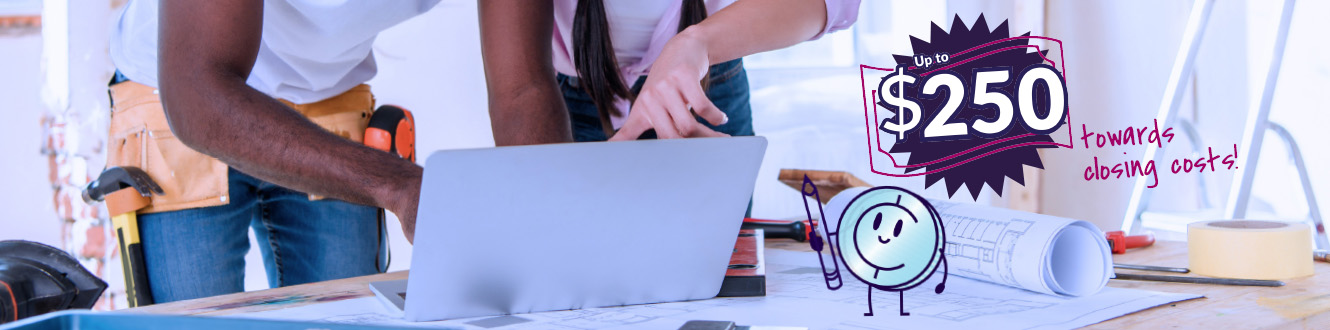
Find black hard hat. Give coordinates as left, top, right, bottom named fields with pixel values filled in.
left=0, top=240, right=107, bottom=324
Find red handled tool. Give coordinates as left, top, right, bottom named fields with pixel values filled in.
left=741, top=218, right=812, bottom=242
left=1106, top=230, right=1155, bottom=254
left=365, top=105, right=415, bottom=162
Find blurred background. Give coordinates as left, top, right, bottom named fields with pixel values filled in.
left=1, top=0, right=1325, bottom=309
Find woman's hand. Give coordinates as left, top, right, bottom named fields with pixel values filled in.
left=610, top=29, right=729, bottom=141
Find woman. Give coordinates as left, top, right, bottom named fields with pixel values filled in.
left=480, top=0, right=860, bottom=144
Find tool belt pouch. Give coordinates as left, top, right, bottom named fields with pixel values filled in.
left=278, top=85, right=375, bottom=201
left=108, top=82, right=374, bottom=213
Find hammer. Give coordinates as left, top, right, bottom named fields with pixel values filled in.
left=83, top=166, right=162, bottom=307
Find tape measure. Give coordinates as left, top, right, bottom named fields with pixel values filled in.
left=365, top=105, right=415, bottom=162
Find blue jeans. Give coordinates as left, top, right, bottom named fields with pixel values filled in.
left=558, top=58, right=754, bottom=141
left=138, top=168, right=385, bottom=303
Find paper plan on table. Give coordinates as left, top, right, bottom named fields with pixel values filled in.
left=926, top=198, right=1114, bottom=297
left=232, top=248, right=1199, bottom=330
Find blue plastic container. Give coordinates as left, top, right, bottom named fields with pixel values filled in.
left=0, top=311, right=420, bottom=330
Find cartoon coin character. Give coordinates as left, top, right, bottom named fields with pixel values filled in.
left=801, top=176, right=948, bottom=316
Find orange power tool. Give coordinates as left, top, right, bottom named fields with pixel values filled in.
left=365, top=105, right=416, bottom=162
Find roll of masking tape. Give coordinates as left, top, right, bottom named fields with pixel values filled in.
left=1188, top=220, right=1313, bottom=280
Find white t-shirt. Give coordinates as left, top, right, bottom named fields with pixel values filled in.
left=110, top=0, right=440, bottom=104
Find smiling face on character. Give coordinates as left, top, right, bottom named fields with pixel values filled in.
left=837, top=188, right=943, bottom=291
left=855, top=203, right=915, bottom=272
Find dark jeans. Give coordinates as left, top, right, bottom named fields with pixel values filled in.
left=557, top=58, right=754, bottom=141
left=138, top=168, right=386, bottom=303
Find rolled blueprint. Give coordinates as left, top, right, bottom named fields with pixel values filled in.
left=826, top=187, right=1112, bottom=297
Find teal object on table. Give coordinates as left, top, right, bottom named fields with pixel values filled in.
left=0, top=311, right=420, bottom=330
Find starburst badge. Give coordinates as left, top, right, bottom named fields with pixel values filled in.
left=859, top=14, right=1075, bottom=200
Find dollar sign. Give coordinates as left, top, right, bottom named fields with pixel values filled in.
left=877, top=65, right=921, bottom=141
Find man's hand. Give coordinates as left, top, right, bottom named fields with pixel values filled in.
left=386, top=170, right=422, bottom=244
left=158, top=0, right=423, bottom=243
left=609, top=30, right=729, bottom=141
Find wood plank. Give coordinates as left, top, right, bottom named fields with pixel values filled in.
left=1091, top=241, right=1330, bottom=329
left=126, top=271, right=405, bottom=316
left=1003, top=153, right=1043, bottom=213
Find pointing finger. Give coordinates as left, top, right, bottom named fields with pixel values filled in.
left=639, top=95, right=682, bottom=139
left=609, top=112, right=650, bottom=141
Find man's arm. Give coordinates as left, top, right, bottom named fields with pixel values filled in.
left=157, top=0, right=422, bottom=241
left=478, top=0, right=573, bottom=146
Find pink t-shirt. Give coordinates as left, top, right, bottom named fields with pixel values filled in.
left=551, top=0, right=862, bottom=128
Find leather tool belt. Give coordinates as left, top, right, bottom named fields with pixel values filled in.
left=107, top=82, right=375, bottom=214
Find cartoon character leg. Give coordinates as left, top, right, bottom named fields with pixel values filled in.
left=899, top=291, right=910, bottom=316
left=864, top=287, right=874, bottom=316
left=935, top=254, right=949, bottom=294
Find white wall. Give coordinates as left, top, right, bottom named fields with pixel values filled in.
left=1249, top=0, right=1330, bottom=224
left=0, top=33, right=60, bottom=246
left=1040, top=1, right=1221, bottom=232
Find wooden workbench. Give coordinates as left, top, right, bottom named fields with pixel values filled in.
left=128, top=241, right=1330, bottom=329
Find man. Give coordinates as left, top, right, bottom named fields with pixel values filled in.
left=109, top=0, right=435, bottom=303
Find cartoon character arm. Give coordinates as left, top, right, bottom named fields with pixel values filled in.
left=935, top=246, right=948, bottom=294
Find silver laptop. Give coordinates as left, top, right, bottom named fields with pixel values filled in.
left=372, top=137, right=767, bottom=322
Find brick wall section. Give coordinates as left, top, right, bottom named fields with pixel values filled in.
left=43, top=111, right=125, bottom=310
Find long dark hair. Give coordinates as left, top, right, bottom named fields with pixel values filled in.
left=573, top=0, right=710, bottom=136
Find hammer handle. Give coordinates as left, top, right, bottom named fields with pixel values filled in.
left=112, top=212, right=154, bottom=307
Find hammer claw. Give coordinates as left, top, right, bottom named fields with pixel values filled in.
left=127, top=170, right=164, bottom=196
left=85, top=166, right=164, bottom=203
